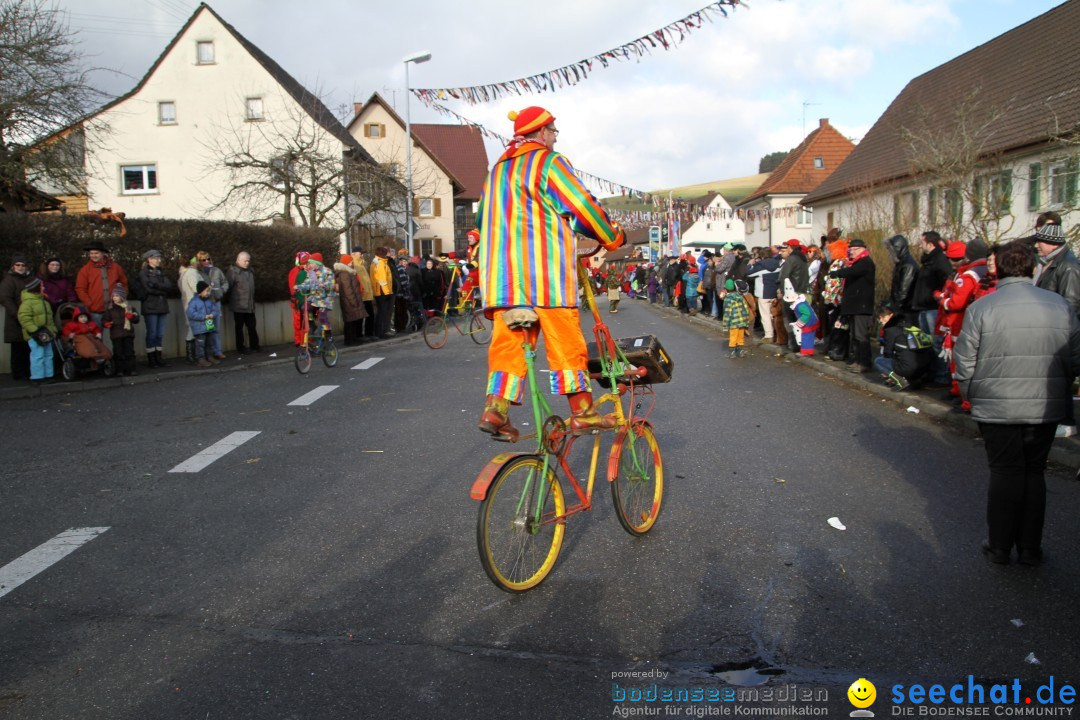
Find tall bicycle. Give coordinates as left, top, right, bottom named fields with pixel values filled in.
left=470, top=244, right=666, bottom=592
left=423, top=257, right=491, bottom=349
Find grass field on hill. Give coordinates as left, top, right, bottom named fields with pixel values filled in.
left=601, top=172, right=768, bottom=212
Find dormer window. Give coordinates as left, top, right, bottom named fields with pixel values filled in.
left=197, top=41, right=215, bottom=65
left=813, top=157, right=825, bottom=170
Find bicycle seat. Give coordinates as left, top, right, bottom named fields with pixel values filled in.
left=503, top=307, right=539, bottom=329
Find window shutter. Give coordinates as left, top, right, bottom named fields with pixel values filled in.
left=928, top=187, right=938, bottom=225
left=973, top=177, right=983, bottom=217
left=893, top=195, right=900, bottom=227
left=1028, top=163, right=1041, bottom=211
left=999, top=171, right=1012, bottom=213
left=1067, top=157, right=1079, bottom=205
left=412, top=198, right=419, bottom=217
left=379, top=124, right=386, bottom=137
left=911, top=192, right=919, bottom=225
left=433, top=198, right=442, bottom=217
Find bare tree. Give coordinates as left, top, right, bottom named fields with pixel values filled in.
left=0, top=0, right=106, bottom=204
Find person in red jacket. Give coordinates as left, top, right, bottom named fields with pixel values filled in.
left=62, top=307, right=112, bottom=366
left=936, top=239, right=989, bottom=408
left=74, top=241, right=128, bottom=329
left=288, top=251, right=310, bottom=346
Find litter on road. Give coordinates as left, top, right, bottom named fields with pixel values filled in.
left=828, top=517, right=847, bottom=531
left=1025, top=652, right=1040, bottom=665
left=1011, top=619, right=1024, bottom=628
left=906, top=406, right=920, bottom=414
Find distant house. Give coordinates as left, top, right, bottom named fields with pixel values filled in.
left=348, top=93, right=489, bottom=257
left=737, top=119, right=855, bottom=248
left=802, top=2, right=1080, bottom=244
left=34, top=3, right=382, bottom=234
left=678, top=192, right=747, bottom=251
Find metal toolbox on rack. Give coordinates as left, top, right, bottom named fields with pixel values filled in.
left=586, top=334, right=673, bottom=386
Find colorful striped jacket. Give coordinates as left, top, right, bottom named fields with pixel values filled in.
left=476, top=142, right=622, bottom=314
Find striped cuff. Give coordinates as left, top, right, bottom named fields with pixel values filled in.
left=549, top=369, right=590, bottom=395
left=486, top=371, right=524, bottom=404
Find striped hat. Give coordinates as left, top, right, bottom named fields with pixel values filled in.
left=508, top=106, right=555, bottom=136
left=1034, top=223, right=1066, bottom=245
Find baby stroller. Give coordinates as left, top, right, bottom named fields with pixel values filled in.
left=54, top=302, right=116, bottom=381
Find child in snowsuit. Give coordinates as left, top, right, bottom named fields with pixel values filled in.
left=722, top=278, right=750, bottom=358
left=62, top=306, right=112, bottom=366
left=104, top=284, right=140, bottom=376
left=783, top=279, right=819, bottom=356
left=186, top=281, right=221, bottom=368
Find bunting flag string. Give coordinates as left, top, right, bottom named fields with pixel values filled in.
left=412, top=0, right=744, bottom=106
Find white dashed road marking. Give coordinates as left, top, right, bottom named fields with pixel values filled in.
left=168, top=431, right=262, bottom=473
left=0, top=527, right=110, bottom=599
left=287, top=385, right=339, bottom=406
left=351, top=357, right=384, bottom=370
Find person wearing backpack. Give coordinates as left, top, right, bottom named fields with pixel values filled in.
left=874, top=305, right=934, bottom=391
left=138, top=249, right=172, bottom=368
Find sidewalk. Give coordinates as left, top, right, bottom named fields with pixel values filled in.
left=0, top=332, right=419, bottom=402
left=643, top=298, right=1080, bottom=470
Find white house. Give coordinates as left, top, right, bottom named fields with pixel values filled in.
left=801, top=3, right=1080, bottom=245
left=37, top=4, right=379, bottom=232
left=678, top=192, right=747, bottom=251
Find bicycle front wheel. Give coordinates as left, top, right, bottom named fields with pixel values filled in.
left=295, top=346, right=311, bottom=374
left=477, top=456, right=565, bottom=593
left=468, top=312, right=491, bottom=345
left=322, top=338, right=338, bottom=367
left=423, top=316, right=448, bottom=349
left=610, top=422, right=663, bottom=536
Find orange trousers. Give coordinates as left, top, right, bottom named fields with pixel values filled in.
left=487, top=307, right=591, bottom=404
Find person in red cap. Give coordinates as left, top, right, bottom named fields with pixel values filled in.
left=936, top=239, right=989, bottom=409
left=288, top=251, right=310, bottom=346
left=776, top=239, right=809, bottom=353
left=474, top=106, right=625, bottom=440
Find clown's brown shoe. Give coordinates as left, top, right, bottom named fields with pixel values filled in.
left=568, top=408, right=617, bottom=435
left=477, top=394, right=519, bottom=442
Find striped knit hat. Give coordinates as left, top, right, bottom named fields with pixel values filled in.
left=508, top=106, right=554, bottom=136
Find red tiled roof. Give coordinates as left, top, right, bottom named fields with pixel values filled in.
left=803, top=1, right=1080, bottom=206
left=740, top=119, right=854, bottom=206
left=411, top=124, right=489, bottom=201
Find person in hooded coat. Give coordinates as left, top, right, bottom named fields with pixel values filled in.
left=883, top=234, right=918, bottom=323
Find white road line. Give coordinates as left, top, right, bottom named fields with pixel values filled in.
left=168, top=431, right=262, bottom=473
left=0, top=527, right=110, bottom=599
left=351, top=357, right=385, bottom=370
left=287, top=385, right=339, bottom=406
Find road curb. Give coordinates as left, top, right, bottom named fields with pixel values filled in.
left=643, top=298, right=1080, bottom=468
left=0, top=332, right=421, bottom=402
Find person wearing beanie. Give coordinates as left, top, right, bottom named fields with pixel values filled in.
left=102, top=283, right=140, bottom=376
left=1, top=254, right=35, bottom=380
left=720, top=277, right=750, bottom=357
left=186, top=280, right=220, bottom=368
left=226, top=251, right=260, bottom=354
left=935, top=238, right=988, bottom=410
left=294, top=255, right=337, bottom=341
left=1031, top=220, right=1080, bottom=437
left=288, top=251, right=311, bottom=348
left=334, top=253, right=367, bottom=345
left=474, top=106, right=626, bottom=440
left=138, top=249, right=172, bottom=368
left=829, top=239, right=876, bottom=372
left=16, top=275, right=58, bottom=385
left=776, top=239, right=810, bottom=354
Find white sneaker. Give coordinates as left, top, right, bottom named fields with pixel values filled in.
left=1055, top=424, right=1077, bottom=438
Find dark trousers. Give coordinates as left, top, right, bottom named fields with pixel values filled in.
left=848, top=314, right=873, bottom=368
left=978, top=422, right=1055, bottom=555
left=343, top=319, right=363, bottom=345
left=8, top=340, right=30, bottom=380
left=233, top=312, right=260, bottom=351
left=113, top=336, right=136, bottom=374
left=782, top=304, right=799, bottom=351
left=361, top=300, right=376, bottom=337
left=374, top=295, right=394, bottom=337
left=700, top=290, right=712, bottom=315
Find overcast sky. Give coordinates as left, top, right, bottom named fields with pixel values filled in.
left=56, top=0, right=1060, bottom=193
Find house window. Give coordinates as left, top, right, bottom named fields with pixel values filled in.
left=978, top=171, right=1012, bottom=216
left=945, top=188, right=963, bottom=224
left=419, top=238, right=434, bottom=257
left=417, top=198, right=435, bottom=217
left=158, top=101, right=176, bottom=125
left=270, top=156, right=294, bottom=190
left=813, top=157, right=824, bottom=170
left=796, top=206, right=812, bottom=227
left=246, top=97, right=264, bottom=121
left=365, top=123, right=386, bottom=139
left=196, top=41, right=215, bottom=64
left=1049, top=160, right=1077, bottom=207
left=121, top=164, right=157, bottom=194
left=893, top=191, right=918, bottom=227
left=705, top=223, right=711, bottom=230
left=1028, top=163, right=1042, bottom=211
left=928, top=187, right=938, bottom=225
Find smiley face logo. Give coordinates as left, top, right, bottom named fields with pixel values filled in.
left=848, top=678, right=876, bottom=709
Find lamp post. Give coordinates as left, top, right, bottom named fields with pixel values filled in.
left=403, top=50, right=431, bottom=255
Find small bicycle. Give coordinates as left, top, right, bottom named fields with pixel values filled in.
left=295, top=300, right=338, bottom=374
left=470, top=244, right=665, bottom=593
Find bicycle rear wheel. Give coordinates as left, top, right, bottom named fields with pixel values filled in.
left=469, top=312, right=491, bottom=345
left=322, top=338, right=338, bottom=367
left=295, top=346, right=311, bottom=374
left=423, top=316, right=448, bottom=349
left=610, top=423, right=663, bottom=536
left=477, top=455, right=565, bottom=593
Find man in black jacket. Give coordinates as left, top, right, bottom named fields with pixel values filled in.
left=911, top=230, right=952, bottom=383
left=829, top=239, right=876, bottom=372
left=661, top=257, right=680, bottom=307
left=883, top=234, right=917, bottom=323
left=776, top=240, right=809, bottom=353
left=1032, top=221, right=1080, bottom=438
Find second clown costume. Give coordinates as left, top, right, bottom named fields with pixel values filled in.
left=474, top=106, right=625, bottom=441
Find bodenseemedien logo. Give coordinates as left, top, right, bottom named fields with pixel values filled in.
left=848, top=678, right=877, bottom=718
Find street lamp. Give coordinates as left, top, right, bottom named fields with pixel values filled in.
left=403, top=50, right=431, bottom=255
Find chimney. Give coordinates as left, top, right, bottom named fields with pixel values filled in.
left=353, top=102, right=364, bottom=118
left=819, top=118, right=829, bottom=128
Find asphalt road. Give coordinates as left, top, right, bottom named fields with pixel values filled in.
left=1, top=298, right=1078, bottom=720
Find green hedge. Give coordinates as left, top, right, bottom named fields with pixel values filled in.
left=0, top=214, right=341, bottom=302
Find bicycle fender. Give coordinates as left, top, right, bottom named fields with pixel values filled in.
left=469, top=452, right=536, bottom=500
left=606, top=420, right=655, bottom=483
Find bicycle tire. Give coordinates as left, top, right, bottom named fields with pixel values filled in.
left=295, top=346, right=312, bottom=374
left=477, top=455, right=565, bottom=593
left=322, top=338, right=338, bottom=367
left=468, top=312, right=491, bottom=345
left=610, top=422, right=664, bottom=536
left=423, top=315, right=448, bottom=349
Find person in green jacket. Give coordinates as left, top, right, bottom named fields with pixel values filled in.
left=17, top=277, right=57, bottom=385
